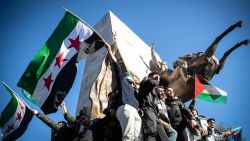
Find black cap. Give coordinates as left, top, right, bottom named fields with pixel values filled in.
left=207, top=118, right=215, bottom=123
left=77, top=107, right=90, bottom=119
left=159, top=76, right=169, bottom=88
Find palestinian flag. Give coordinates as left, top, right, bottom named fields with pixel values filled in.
left=17, top=11, right=104, bottom=114
left=195, top=75, right=227, bottom=104
left=0, top=83, right=33, bottom=141
left=229, top=127, right=242, bottom=141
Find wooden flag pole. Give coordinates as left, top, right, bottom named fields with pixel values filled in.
left=2, top=82, right=32, bottom=110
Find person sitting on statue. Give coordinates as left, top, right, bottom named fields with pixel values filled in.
left=155, top=86, right=178, bottom=141
left=138, top=72, right=170, bottom=141
left=31, top=107, right=74, bottom=141
left=164, top=86, right=196, bottom=141
left=102, top=90, right=119, bottom=118
left=188, top=98, right=208, bottom=141
left=104, top=42, right=143, bottom=141
left=207, top=118, right=232, bottom=141
left=61, top=101, right=93, bottom=141
left=189, top=110, right=208, bottom=140
left=91, top=90, right=122, bottom=141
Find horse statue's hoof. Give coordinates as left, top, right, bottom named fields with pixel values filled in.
left=235, top=20, right=243, bottom=28
left=242, top=39, right=250, bottom=45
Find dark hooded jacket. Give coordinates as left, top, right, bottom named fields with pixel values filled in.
left=36, top=113, right=74, bottom=141
left=165, top=97, right=195, bottom=128
left=138, top=77, right=160, bottom=134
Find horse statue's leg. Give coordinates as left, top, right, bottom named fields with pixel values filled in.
left=204, top=20, right=243, bottom=57
left=216, top=39, right=249, bottom=74
left=174, top=66, right=192, bottom=85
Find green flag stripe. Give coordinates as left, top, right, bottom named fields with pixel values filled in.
left=0, top=95, right=18, bottom=128
left=17, top=12, right=79, bottom=94
left=1, top=83, right=19, bottom=127
left=22, top=89, right=36, bottom=104
left=2, top=98, right=25, bottom=136
left=197, top=92, right=227, bottom=104
left=2, top=107, right=33, bottom=141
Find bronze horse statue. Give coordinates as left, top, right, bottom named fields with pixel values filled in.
left=151, top=20, right=249, bottom=102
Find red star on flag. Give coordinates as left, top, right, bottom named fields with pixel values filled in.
left=54, top=52, right=68, bottom=68
left=16, top=112, right=22, bottom=122
left=43, top=73, right=54, bottom=91
left=5, top=123, right=14, bottom=134
left=68, top=35, right=80, bottom=51
left=19, top=102, right=24, bottom=111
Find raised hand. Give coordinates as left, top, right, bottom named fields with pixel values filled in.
left=60, top=100, right=68, bottom=114
left=31, top=109, right=38, bottom=115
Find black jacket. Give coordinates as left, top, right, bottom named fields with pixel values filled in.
left=36, top=113, right=74, bottom=141
left=165, top=97, right=195, bottom=128
left=139, top=77, right=160, bottom=134
left=91, top=116, right=122, bottom=141
left=63, top=113, right=93, bottom=141
left=139, top=77, right=159, bottom=110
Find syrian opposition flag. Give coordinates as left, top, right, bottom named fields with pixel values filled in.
left=17, top=11, right=105, bottom=114
left=228, top=127, right=242, bottom=141
left=195, top=75, right=227, bottom=104
left=0, top=83, right=33, bottom=141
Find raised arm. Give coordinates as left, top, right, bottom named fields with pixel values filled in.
left=104, top=42, right=122, bottom=93
left=60, top=101, right=76, bottom=123
left=188, top=98, right=196, bottom=109
left=60, top=100, right=67, bottom=114
left=31, top=109, right=61, bottom=130
left=104, top=42, right=117, bottom=63
left=104, top=42, right=139, bottom=109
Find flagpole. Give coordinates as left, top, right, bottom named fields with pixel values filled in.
left=194, top=74, right=196, bottom=96
left=62, top=7, right=108, bottom=44
left=2, top=82, right=32, bottom=110
left=193, top=74, right=197, bottom=101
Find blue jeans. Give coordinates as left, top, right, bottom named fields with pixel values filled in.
left=166, top=127, right=178, bottom=141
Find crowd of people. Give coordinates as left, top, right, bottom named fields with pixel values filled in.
left=31, top=43, right=235, bottom=141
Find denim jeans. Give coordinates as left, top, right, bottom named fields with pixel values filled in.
left=165, top=127, right=178, bottom=141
